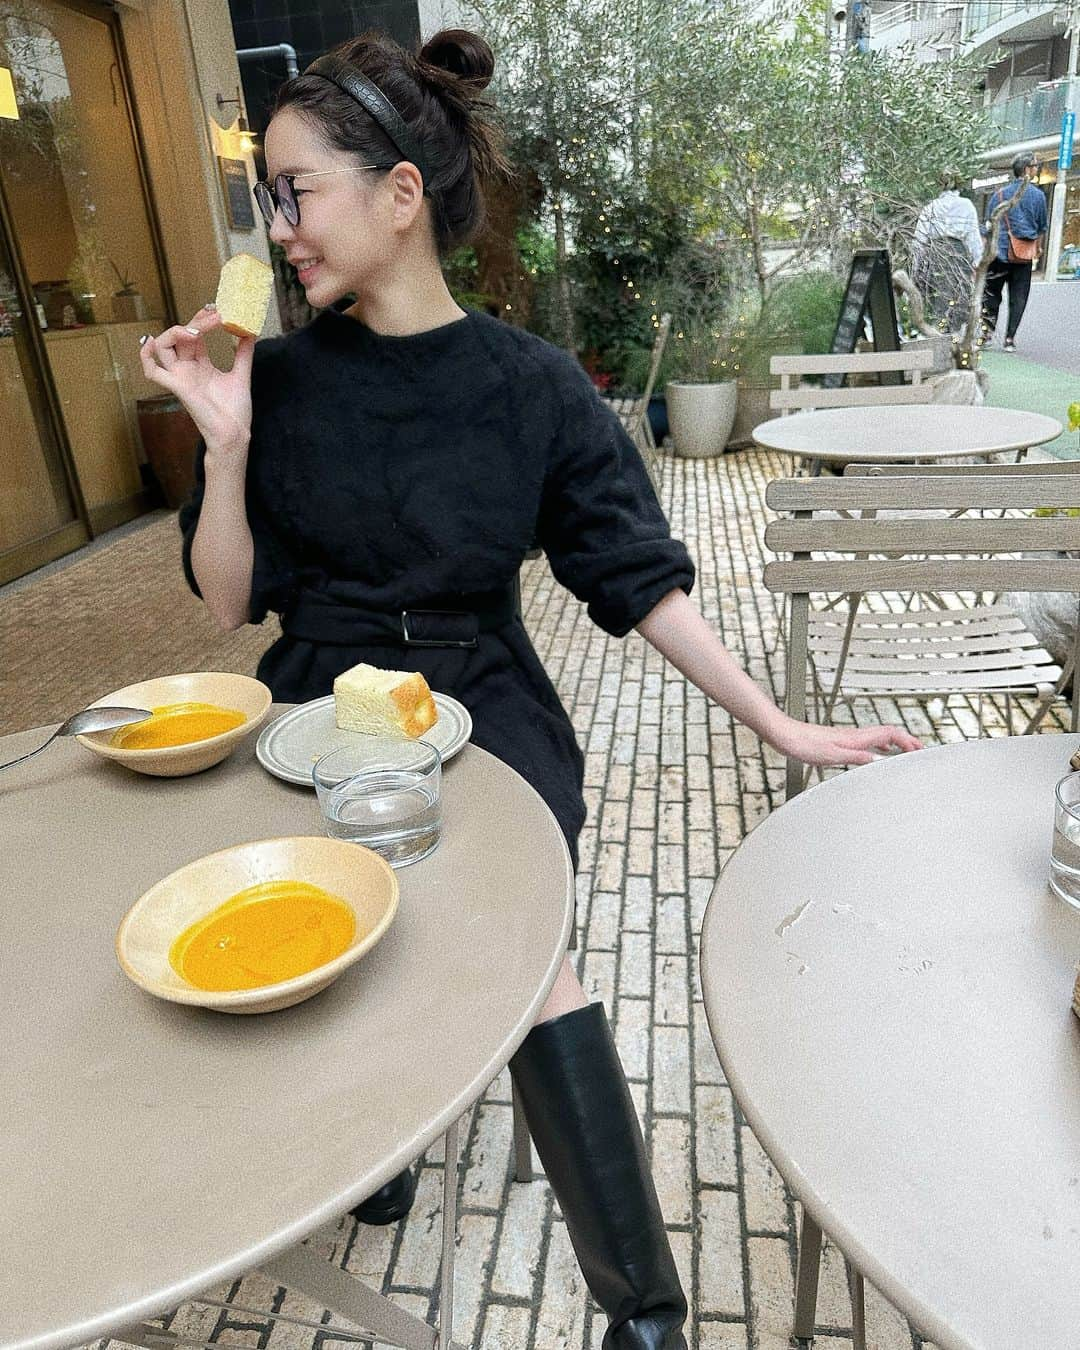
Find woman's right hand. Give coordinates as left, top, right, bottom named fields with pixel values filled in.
left=138, top=307, right=254, bottom=456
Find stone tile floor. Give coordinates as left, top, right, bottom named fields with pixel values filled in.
left=53, top=448, right=1064, bottom=1350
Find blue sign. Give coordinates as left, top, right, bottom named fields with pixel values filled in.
left=1061, top=109, right=1076, bottom=172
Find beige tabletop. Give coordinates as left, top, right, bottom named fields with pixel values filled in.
left=700, top=734, right=1080, bottom=1350
left=0, top=711, right=573, bottom=1350
left=752, top=404, right=1063, bottom=464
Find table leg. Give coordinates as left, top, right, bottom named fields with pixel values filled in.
left=846, top=1260, right=866, bottom=1350
left=793, top=1209, right=822, bottom=1343
left=512, top=1080, right=535, bottom=1181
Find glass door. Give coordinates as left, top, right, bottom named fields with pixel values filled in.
left=0, top=186, right=86, bottom=578
left=0, top=0, right=171, bottom=576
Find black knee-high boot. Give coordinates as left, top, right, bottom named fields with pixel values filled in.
left=509, top=1002, right=688, bottom=1349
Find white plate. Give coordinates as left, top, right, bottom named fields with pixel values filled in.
left=256, top=692, right=473, bottom=788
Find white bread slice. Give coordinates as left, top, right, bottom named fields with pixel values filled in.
left=215, top=252, right=274, bottom=338
left=334, top=662, right=438, bottom=739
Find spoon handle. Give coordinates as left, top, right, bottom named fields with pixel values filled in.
left=0, top=730, right=59, bottom=772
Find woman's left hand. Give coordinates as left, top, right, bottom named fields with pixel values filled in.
left=775, top=718, right=922, bottom=767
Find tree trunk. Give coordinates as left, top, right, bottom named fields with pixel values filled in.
left=552, top=188, right=576, bottom=352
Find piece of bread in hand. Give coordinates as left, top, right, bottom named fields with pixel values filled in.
left=334, top=662, right=438, bottom=739
left=214, top=252, right=274, bottom=338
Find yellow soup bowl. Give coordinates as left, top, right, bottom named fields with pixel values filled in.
left=116, top=835, right=399, bottom=1014
left=77, top=672, right=272, bottom=777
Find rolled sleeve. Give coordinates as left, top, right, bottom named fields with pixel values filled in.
left=536, top=356, right=695, bottom=638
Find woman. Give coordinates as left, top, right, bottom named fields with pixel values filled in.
left=141, top=29, right=919, bottom=1348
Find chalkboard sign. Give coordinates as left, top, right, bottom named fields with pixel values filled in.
left=824, top=248, right=901, bottom=388
left=218, top=156, right=256, bottom=231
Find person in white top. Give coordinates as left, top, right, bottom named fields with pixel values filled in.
left=912, top=172, right=983, bottom=334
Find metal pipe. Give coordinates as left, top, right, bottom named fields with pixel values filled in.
left=237, top=43, right=299, bottom=80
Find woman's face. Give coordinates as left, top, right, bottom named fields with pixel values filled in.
left=262, top=107, right=397, bottom=307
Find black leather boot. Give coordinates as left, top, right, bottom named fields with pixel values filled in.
left=509, top=1002, right=688, bottom=1349
left=350, top=1166, right=416, bottom=1226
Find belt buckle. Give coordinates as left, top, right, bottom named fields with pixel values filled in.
left=400, top=609, right=479, bottom=650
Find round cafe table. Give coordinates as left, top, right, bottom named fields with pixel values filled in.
left=0, top=709, right=573, bottom=1350
left=752, top=404, right=1063, bottom=468
left=700, top=734, right=1080, bottom=1350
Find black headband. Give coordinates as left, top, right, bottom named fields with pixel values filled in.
left=305, top=54, right=431, bottom=186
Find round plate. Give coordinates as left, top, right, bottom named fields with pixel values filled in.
left=256, top=691, right=473, bottom=787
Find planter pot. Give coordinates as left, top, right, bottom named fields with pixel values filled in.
left=667, top=381, right=738, bottom=458
left=136, top=396, right=201, bottom=510
left=647, top=395, right=669, bottom=444
left=727, top=381, right=774, bottom=450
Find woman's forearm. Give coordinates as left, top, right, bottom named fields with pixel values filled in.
left=189, top=447, right=256, bottom=631
left=635, top=588, right=792, bottom=749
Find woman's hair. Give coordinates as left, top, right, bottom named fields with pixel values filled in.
left=272, top=28, right=508, bottom=255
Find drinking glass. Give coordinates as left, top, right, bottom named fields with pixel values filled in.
left=313, top=739, right=442, bottom=868
left=1050, top=770, right=1080, bottom=910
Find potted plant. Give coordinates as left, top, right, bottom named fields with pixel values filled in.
left=664, top=319, right=738, bottom=458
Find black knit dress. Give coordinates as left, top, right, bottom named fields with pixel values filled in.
left=180, top=307, right=695, bottom=870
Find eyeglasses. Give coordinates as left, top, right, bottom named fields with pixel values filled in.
left=253, top=165, right=392, bottom=228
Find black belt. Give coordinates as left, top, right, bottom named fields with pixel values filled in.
left=281, top=585, right=518, bottom=648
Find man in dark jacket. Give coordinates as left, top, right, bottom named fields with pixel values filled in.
left=981, top=153, right=1048, bottom=352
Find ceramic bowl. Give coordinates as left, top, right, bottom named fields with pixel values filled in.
left=76, top=672, right=272, bottom=777
left=116, top=835, right=399, bottom=1014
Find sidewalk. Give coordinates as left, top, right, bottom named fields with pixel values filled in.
left=3, top=449, right=1064, bottom=1350
left=983, top=350, right=1078, bottom=458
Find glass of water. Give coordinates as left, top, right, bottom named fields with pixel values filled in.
left=313, top=739, right=442, bottom=868
left=1050, top=770, right=1080, bottom=910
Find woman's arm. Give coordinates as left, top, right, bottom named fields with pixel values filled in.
left=636, top=588, right=922, bottom=767
left=139, top=309, right=257, bottom=630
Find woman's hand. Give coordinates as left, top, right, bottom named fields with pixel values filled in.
left=138, top=307, right=254, bottom=455
left=773, top=717, right=922, bottom=768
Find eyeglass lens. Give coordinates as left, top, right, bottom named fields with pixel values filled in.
left=253, top=174, right=299, bottom=228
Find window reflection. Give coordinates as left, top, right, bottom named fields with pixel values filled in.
left=0, top=1, right=165, bottom=331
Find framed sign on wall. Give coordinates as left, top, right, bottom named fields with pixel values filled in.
left=217, top=156, right=256, bottom=230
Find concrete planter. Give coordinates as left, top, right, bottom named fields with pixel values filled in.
left=667, top=381, right=738, bottom=458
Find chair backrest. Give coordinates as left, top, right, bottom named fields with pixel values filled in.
left=769, top=347, right=936, bottom=415
left=764, top=474, right=1080, bottom=598
left=843, top=458, right=1080, bottom=477
left=764, top=473, right=1080, bottom=794
left=640, top=312, right=673, bottom=409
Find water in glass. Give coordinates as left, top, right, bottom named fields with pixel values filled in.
left=324, top=767, right=441, bottom=867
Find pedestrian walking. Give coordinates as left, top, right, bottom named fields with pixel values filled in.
left=139, top=28, right=920, bottom=1347
left=912, top=171, right=982, bottom=334
left=982, top=153, right=1048, bottom=352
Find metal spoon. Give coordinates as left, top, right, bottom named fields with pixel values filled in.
left=0, top=706, right=153, bottom=772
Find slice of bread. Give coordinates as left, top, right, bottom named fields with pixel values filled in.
left=334, top=662, right=438, bottom=739
left=215, top=252, right=274, bottom=338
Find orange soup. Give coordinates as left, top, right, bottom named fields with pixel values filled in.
left=169, top=880, right=357, bottom=991
left=110, top=702, right=246, bottom=750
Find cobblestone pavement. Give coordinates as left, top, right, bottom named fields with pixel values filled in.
left=86, top=449, right=1065, bottom=1350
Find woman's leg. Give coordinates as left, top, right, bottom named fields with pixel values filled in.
left=512, top=958, right=689, bottom=1348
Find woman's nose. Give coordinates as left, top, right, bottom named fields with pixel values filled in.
left=268, top=211, right=294, bottom=245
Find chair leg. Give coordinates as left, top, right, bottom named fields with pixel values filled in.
left=793, top=1210, right=822, bottom=1343
left=511, top=1081, right=534, bottom=1182
left=846, top=1261, right=866, bottom=1350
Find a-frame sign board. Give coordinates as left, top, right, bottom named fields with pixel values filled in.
left=823, top=248, right=902, bottom=389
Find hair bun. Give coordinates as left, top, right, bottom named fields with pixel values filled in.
left=418, top=29, right=495, bottom=91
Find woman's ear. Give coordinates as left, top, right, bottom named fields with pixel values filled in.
left=389, top=163, right=425, bottom=228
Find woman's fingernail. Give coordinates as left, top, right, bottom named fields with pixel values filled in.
left=185, top=326, right=200, bottom=337
left=138, top=334, right=149, bottom=346
left=204, top=302, right=217, bottom=311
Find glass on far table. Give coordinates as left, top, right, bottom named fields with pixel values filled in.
left=313, top=738, right=442, bottom=868
left=1050, top=770, right=1080, bottom=911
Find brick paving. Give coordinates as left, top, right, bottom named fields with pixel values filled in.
left=29, top=448, right=1062, bottom=1350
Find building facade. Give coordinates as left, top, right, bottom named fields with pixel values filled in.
left=869, top=2, right=1080, bottom=273
left=0, top=0, right=274, bottom=585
